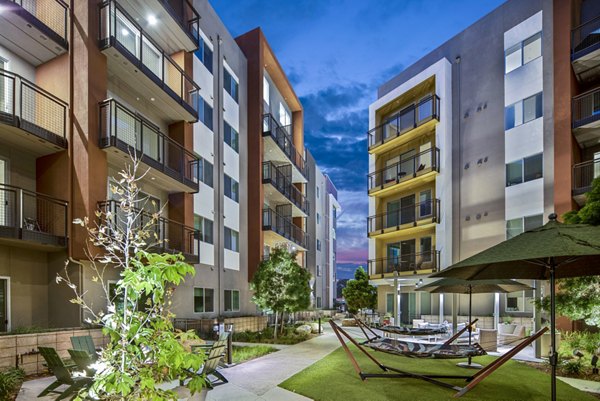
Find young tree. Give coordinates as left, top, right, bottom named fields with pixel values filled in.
left=251, top=246, right=311, bottom=338
left=342, top=267, right=377, bottom=315
left=539, top=177, right=600, bottom=327
left=58, top=159, right=205, bottom=400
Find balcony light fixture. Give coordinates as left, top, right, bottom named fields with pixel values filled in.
left=147, top=15, right=157, bottom=25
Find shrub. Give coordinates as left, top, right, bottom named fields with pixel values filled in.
left=0, top=368, right=25, bottom=400
left=561, top=359, right=584, bottom=375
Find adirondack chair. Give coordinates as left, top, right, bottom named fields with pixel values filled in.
left=70, top=335, right=98, bottom=361
left=68, top=349, right=96, bottom=377
left=183, top=332, right=229, bottom=388
left=38, top=347, right=92, bottom=401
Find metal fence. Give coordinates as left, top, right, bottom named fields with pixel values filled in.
left=368, top=147, right=440, bottom=191
left=262, top=208, right=309, bottom=249
left=368, top=199, right=440, bottom=233
left=572, top=88, right=600, bottom=128
left=262, top=161, right=309, bottom=215
left=573, top=159, right=600, bottom=195
left=368, top=251, right=441, bottom=276
left=159, top=0, right=200, bottom=45
left=262, top=113, right=309, bottom=179
left=12, top=0, right=69, bottom=43
left=572, top=14, right=600, bottom=57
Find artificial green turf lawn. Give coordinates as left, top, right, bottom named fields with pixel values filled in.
left=279, top=347, right=598, bottom=401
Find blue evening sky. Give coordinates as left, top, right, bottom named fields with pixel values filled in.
left=210, top=0, right=505, bottom=271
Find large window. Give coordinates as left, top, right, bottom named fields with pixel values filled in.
left=506, top=214, right=543, bottom=239
left=386, top=293, right=395, bottom=315
left=194, top=214, right=214, bottom=244
left=505, top=32, right=542, bottom=74
left=224, top=289, right=240, bottom=312
left=194, top=36, right=213, bottom=73
left=224, top=68, right=239, bottom=103
left=224, top=121, right=239, bottom=152
left=505, top=92, right=543, bottom=130
left=263, top=76, right=270, bottom=106
left=505, top=289, right=534, bottom=313
left=279, top=103, right=291, bottom=126
left=506, top=153, right=543, bottom=187
left=225, top=227, right=239, bottom=252
left=196, top=157, right=213, bottom=188
left=194, top=94, right=213, bottom=130
left=224, top=174, right=239, bottom=202
left=194, top=288, right=214, bottom=313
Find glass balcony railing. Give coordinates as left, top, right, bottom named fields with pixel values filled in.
left=262, top=113, right=308, bottom=179
left=0, top=68, right=67, bottom=149
left=368, top=147, right=440, bottom=192
left=98, top=200, right=199, bottom=263
left=0, top=184, right=68, bottom=248
left=262, top=208, right=308, bottom=249
left=573, top=159, right=600, bottom=196
left=368, top=95, right=439, bottom=150
left=368, top=251, right=440, bottom=277
left=262, top=161, right=309, bottom=215
left=368, top=199, right=439, bottom=234
left=98, top=0, right=199, bottom=118
left=99, top=99, right=199, bottom=191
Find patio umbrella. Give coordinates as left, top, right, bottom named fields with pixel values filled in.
left=418, top=278, right=534, bottom=368
left=431, top=214, right=600, bottom=401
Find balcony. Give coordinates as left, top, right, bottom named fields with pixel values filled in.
left=368, top=95, right=439, bottom=154
left=0, top=0, right=68, bottom=65
left=99, top=0, right=199, bottom=123
left=572, top=88, right=600, bottom=147
left=572, top=159, right=600, bottom=206
left=111, top=0, right=200, bottom=53
left=368, top=147, right=440, bottom=197
left=262, top=114, right=308, bottom=182
left=0, top=69, right=67, bottom=155
left=368, top=199, right=439, bottom=238
left=262, top=161, right=309, bottom=217
left=99, top=200, right=199, bottom=263
left=0, top=184, right=67, bottom=250
left=368, top=251, right=440, bottom=279
left=572, top=15, right=600, bottom=83
left=262, top=208, right=308, bottom=251
left=99, top=99, right=199, bottom=193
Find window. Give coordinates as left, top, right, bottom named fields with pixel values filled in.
left=225, top=227, right=239, bottom=252
left=317, top=187, right=320, bottom=198
left=193, top=94, right=213, bottom=130
left=316, top=296, right=322, bottom=309
left=224, top=68, right=238, bottom=103
left=506, top=153, right=543, bottom=186
left=317, top=239, right=321, bottom=251
left=224, top=121, right=239, bottom=152
left=386, top=293, right=395, bottom=315
left=279, top=103, right=291, bottom=126
left=224, top=289, right=240, bottom=312
left=419, top=190, right=432, bottom=218
left=263, top=76, right=270, bottom=106
left=317, top=213, right=320, bottom=224
left=420, top=237, right=432, bottom=262
left=196, top=157, right=213, bottom=188
left=194, top=36, right=213, bottom=73
left=506, top=214, right=543, bottom=239
left=505, top=92, right=543, bottom=130
left=224, top=174, right=239, bottom=202
left=194, top=288, right=214, bottom=313
left=194, top=214, right=214, bottom=244
left=505, top=289, right=534, bottom=313
left=505, top=32, right=542, bottom=74
left=317, top=265, right=322, bottom=277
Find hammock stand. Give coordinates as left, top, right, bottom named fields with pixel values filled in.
left=330, top=320, right=548, bottom=398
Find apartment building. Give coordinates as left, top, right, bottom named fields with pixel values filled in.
left=368, top=0, right=557, bottom=325
left=307, top=151, right=341, bottom=309
left=236, top=28, right=311, bottom=284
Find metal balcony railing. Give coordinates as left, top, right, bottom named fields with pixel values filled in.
left=368, top=199, right=440, bottom=233
left=368, top=147, right=440, bottom=191
left=98, top=200, right=199, bottom=262
left=159, top=0, right=200, bottom=46
left=262, top=161, right=309, bottom=215
left=572, top=15, right=600, bottom=59
left=0, top=184, right=67, bottom=247
left=99, top=99, right=199, bottom=191
left=368, top=251, right=440, bottom=277
left=368, top=94, right=440, bottom=150
left=262, top=208, right=308, bottom=249
left=573, top=159, right=600, bottom=195
left=262, top=113, right=308, bottom=179
left=572, top=88, right=600, bottom=128
left=8, top=0, right=69, bottom=45
left=98, top=0, right=199, bottom=117
left=0, top=68, right=68, bottom=148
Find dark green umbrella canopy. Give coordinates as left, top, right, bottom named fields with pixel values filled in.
left=418, top=278, right=533, bottom=294
left=432, top=219, right=600, bottom=281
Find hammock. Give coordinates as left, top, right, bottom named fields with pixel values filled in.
left=364, top=337, right=486, bottom=359
left=378, top=325, right=448, bottom=336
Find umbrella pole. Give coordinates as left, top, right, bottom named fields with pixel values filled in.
left=457, top=286, right=481, bottom=369
left=550, top=262, right=557, bottom=401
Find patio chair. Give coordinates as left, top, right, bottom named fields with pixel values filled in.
left=38, top=347, right=92, bottom=401
left=68, top=349, right=96, bottom=377
left=71, top=335, right=98, bottom=361
left=184, top=332, right=229, bottom=388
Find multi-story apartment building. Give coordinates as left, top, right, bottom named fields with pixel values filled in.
left=367, top=0, right=561, bottom=325
left=235, top=28, right=311, bottom=283
left=307, top=151, right=340, bottom=309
